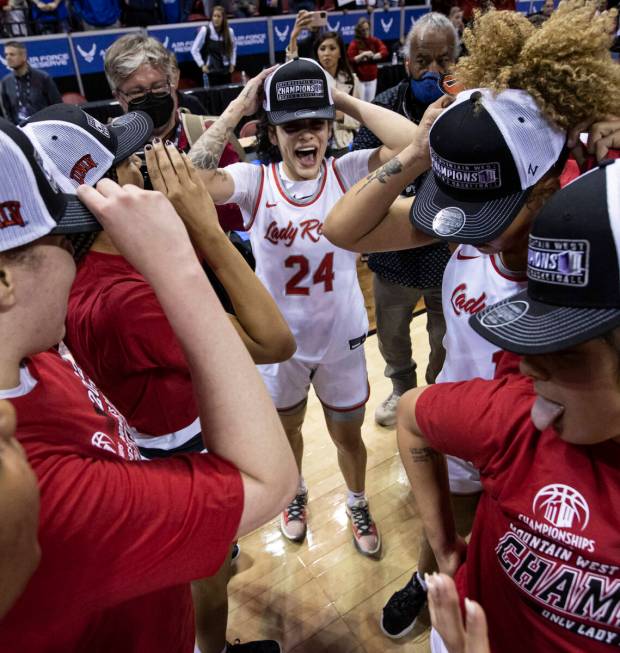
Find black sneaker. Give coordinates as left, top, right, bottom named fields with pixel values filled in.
left=380, top=573, right=427, bottom=639
left=227, top=640, right=281, bottom=652
left=231, top=543, right=240, bottom=563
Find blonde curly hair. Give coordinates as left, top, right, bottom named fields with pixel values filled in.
left=455, top=0, right=620, bottom=129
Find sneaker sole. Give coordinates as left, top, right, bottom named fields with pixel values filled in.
left=279, top=514, right=307, bottom=542
left=374, top=415, right=397, bottom=427
left=379, top=614, right=418, bottom=639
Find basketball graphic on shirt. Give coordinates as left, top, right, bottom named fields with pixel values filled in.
left=533, top=484, right=590, bottom=531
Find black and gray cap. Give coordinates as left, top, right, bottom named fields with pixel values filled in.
left=263, top=58, right=335, bottom=125
left=0, top=117, right=101, bottom=251
left=410, top=88, right=566, bottom=245
left=470, top=159, right=620, bottom=354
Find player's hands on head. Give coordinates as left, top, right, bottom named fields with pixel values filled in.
left=412, top=95, right=455, bottom=166
left=76, top=178, right=197, bottom=287
left=235, top=65, right=278, bottom=117
left=567, top=115, right=620, bottom=163
left=146, top=139, right=218, bottom=235
left=426, top=573, right=491, bottom=653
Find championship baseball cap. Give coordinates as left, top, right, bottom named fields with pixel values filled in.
left=21, top=104, right=153, bottom=193
left=410, top=88, right=566, bottom=245
left=0, top=117, right=101, bottom=252
left=470, top=159, right=620, bottom=355
left=263, top=58, right=335, bottom=125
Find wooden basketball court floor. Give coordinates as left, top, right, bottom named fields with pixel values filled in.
left=227, top=272, right=433, bottom=653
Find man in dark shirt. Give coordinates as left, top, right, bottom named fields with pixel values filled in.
left=351, top=13, right=458, bottom=428
left=0, top=41, right=62, bottom=124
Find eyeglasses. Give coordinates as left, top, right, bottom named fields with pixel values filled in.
left=117, top=79, right=171, bottom=104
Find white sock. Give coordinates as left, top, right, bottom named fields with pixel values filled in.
left=347, top=489, right=366, bottom=507
left=417, top=571, right=428, bottom=592
left=298, top=476, right=307, bottom=495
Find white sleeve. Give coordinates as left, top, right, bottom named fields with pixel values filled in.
left=222, top=162, right=264, bottom=228
left=332, top=149, right=374, bottom=190
left=230, top=28, right=237, bottom=67
left=191, top=26, right=206, bottom=68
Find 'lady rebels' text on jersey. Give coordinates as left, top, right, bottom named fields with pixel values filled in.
left=226, top=153, right=371, bottom=364
left=437, top=244, right=527, bottom=384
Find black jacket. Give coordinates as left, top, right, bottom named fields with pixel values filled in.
left=1, top=66, right=62, bottom=124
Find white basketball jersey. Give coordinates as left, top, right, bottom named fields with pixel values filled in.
left=437, top=244, right=527, bottom=383
left=247, top=159, right=368, bottom=364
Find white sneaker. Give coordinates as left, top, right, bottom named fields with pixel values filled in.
left=374, top=392, right=401, bottom=427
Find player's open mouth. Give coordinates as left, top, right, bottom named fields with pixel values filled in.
left=531, top=394, right=564, bottom=431
left=295, top=147, right=318, bottom=167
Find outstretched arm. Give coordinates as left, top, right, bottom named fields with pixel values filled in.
left=188, top=66, right=276, bottom=202
left=397, top=388, right=467, bottom=577
left=147, top=141, right=296, bottom=364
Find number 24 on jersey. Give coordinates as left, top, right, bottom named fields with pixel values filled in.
left=285, top=253, right=335, bottom=295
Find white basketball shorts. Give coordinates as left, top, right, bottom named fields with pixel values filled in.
left=258, top=347, right=369, bottom=412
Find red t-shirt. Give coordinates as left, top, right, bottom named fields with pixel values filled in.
left=0, top=350, right=243, bottom=653
left=416, top=374, right=620, bottom=653
left=347, top=36, right=388, bottom=82
left=65, top=251, right=199, bottom=443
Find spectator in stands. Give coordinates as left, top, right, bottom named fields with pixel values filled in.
left=30, top=0, right=70, bottom=33
left=258, top=0, right=280, bottom=16
left=285, top=10, right=324, bottom=60
left=288, top=0, right=315, bottom=12
left=350, top=12, right=457, bottom=429
left=314, top=31, right=362, bottom=152
left=1, top=0, right=29, bottom=37
left=347, top=17, right=388, bottom=102
left=71, top=0, right=120, bottom=29
left=0, top=41, right=61, bottom=124
left=190, top=5, right=237, bottom=87
left=122, top=0, right=164, bottom=26
left=0, top=399, right=40, bottom=620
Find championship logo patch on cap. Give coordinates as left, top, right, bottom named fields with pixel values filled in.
left=432, top=207, right=466, bottom=236
left=431, top=150, right=502, bottom=191
left=527, top=237, right=590, bottom=287
left=263, top=58, right=335, bottom=126
left=479, top=300, right=529, bottom=328
left=275, top=79, right=325, bottom=102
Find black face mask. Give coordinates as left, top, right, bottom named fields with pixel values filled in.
left=128, top=92, right=174, bottom=129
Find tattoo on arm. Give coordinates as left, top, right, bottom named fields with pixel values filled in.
left=189, top=119, right=233, bottom=170
left=409, top=447, right=442, bottom=464
left=355, top=157, right=404, bottom=195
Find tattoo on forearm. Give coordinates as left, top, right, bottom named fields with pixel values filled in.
left=355, top=158, right=404, bottom=195
left=189, top=119, right=234, bottom=170
left=409, top=447, right=442, bottom=464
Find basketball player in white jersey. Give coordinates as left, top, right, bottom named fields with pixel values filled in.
left=189, top=58, right=423, bottom=556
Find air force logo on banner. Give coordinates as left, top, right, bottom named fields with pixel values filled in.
left=380, top=18, right=393, bottom=33
left=275, top=25, right=290, bottom=42
left=163, top=36, right=170, bottom=49
left=77, top=43, right=97, bottom=63
left=327, top=20, right=340, bottom=31
left=0, top=54, right=8, bottom=72
left=528, top=237, right=589, bottom=287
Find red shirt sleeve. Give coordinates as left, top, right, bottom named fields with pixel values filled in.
left=414, top=375, right=536, bottom=476
left=347, top=40, right=360, bottom=62
left=36, top=451, right=243, bottom=613
left=371, top=36, right=388, bottom=59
